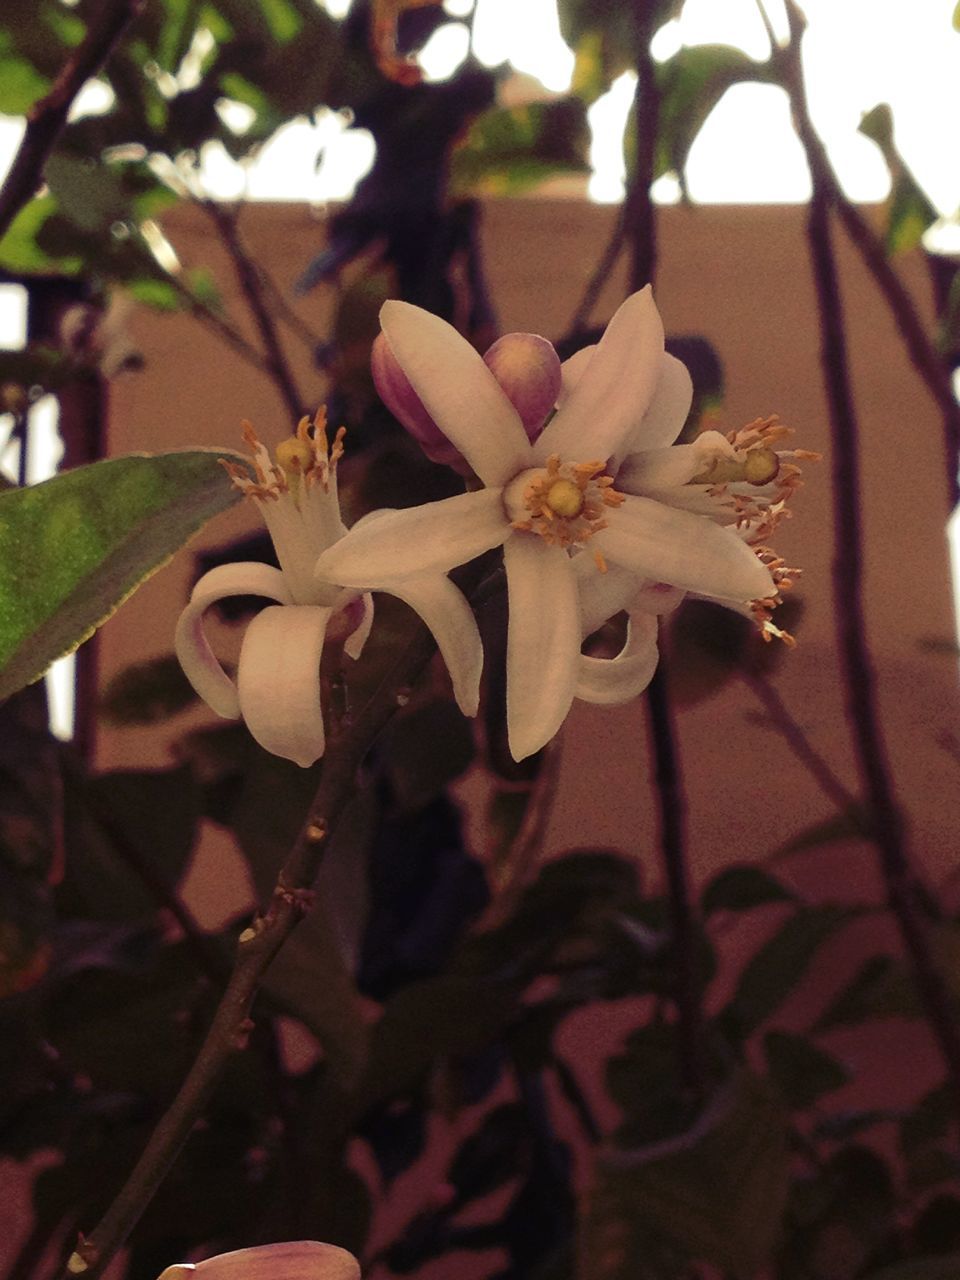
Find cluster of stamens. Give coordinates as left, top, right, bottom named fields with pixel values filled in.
left=510, top=455, right=624, bottom=571
left=221, top=407, right=346, bottom=505
left=693, top=415, right=820, bottom=544
left=749, top=547, right=803, bottom=646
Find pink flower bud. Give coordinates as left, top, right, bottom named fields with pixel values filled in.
left=483, top=333, right=561, bottom=441
left=156, top=1241, right=361, bottom=1280
left=371, top=332, right=466, bottom=471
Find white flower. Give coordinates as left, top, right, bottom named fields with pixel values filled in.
left=175, top=411, right=482, bottom=767
left=156, top=1240, right=360, bottom=1280
left=315, top=290, right=778, bottom=761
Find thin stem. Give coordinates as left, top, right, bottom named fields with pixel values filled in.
left=626, top=0, right=705, bottom=1100
left=742, top=669, right=861, bottom=817
left=0, top=0, right=144, bottom=240
left=781, top=0, right=960, bottom=1126
left=204, top=202, right=306, bottom=426
left=63, top=623, right=440, bottom=1280
left=758, top=0, right=960, bottom=508
left=568, top=206, right=626, bottom=336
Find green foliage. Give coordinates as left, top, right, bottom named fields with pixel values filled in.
left=450, top=99, right=590, bottom=196
left=0, top=451, right=242, bottom=703
left=859, top=104, right=938, bottom=254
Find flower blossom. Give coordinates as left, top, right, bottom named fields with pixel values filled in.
left=156, top=1240, right=360, bottom=1280
left=316, top=288, right=793, bottom=761
left=175, top=410, right=481, bottom=767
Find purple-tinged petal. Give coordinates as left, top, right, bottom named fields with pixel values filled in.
left=371, top=333, right=466, bottom=471
left=237, top=605, right=332, bottom=767
left=340, top=592, right=375, bottom=660
left=174, top=563, right=292, bottom=718
left=576, top=610, right=660, bottom=705
left=595, top=496, right=775, bottom=602
left=483, top=333, right=561, bottom=440
left=537, top=287, right=664, bottom=464
left=316, top=489, right=509, bottom=585
left=504, top=535, right=580, bottom=761
left=380, top=301, right=531, bottom=485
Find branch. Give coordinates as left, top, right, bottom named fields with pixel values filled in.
left=0, top=0, right=144, bottom=241
left=62, top=621, right=440, bottom=1280
left=759, top=0, right=960, bottom=508
left=204, top=202, right=306, bottom=427
left=780, top=0, right=960, bottom=1128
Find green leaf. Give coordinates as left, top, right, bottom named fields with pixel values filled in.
left=0, top=37, right=50, bottom=114
left=0, top=450, right=242, bottom=704
left=582, top=1072, right=789, bottom=1279
left=702, top=865, right=795, bottom=915
left=99, top=654, right=200, bottom=725
left=380, top=698, right=475, bottom=812
left=723, top=905, right=856, bottom=1039
left=656, top=44, right=769, bottom=186
left=0, top=195, right=83, bottom=276
left=450, top=99, right=590, bottom=197
left=816, top=954, right=919, bottom=1030
left=859, top=104, right=937, bottom=254
left=763, top=1029, right=849, bottom=1109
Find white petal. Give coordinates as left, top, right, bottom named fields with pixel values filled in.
left=573, top=553, right=643, bottom=636
left=616, top=442, right=704, bottom=495
left=576, top=610, right=660, bottom=705
left=558, top=345, right=596, bottom=405
left=537, top=287, right=664, bottom=464
left=380, top=301, right=531, bottom=485
left=391, top=574, right=483, bottom=716
left=596, top=496, right=775, bottom=601
left=620, top=352, right=694, bottom=456
left=316, top=490, right=509, bottom=585
left=237, top=605, right=332, bottom=767
left=170, top=1241, right=361, bottom=1280
left=174, top=563, right=292, bottom=718
left=343, top=591, right=375, bottom=660
left=504, top=536, right=580, bottom=761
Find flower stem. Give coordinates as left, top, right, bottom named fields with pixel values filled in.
left=779, top=0, right=960, bottom=1127
left=61, top=624, right=440, bottom=1279
left=626, top=0, right=705, bottom=1101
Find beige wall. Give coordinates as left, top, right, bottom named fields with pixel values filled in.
left=100, top=200, right=959, bottom=1056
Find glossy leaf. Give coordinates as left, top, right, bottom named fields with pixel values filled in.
left=0, top=451, right=242, bottom=704
left=450, top=99, right=590, bottom=197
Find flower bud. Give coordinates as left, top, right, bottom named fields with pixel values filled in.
left=157, top=1242, right=361, bottom=1280
left=483, top=332, right=561, bottom=441
left=371, top=332, right=466, bottom=471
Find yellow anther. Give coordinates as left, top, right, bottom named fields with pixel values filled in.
left=275, top=436, right=313, bottom=477
left=545, top=477, right=585, bottom=518
left=743, top=446, right=779, bottom=486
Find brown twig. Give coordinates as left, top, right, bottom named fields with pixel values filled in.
left=204, top=202, right=306, bottom=427
left=568, top=205, right=626, bottom=336
left=757, top=0, right=960, bottom=508
left=780, top=0, right=960, bottom=1126
left=0, top=0, right=144, bottom=241
left=625, top=2, right=705, bottom=1101
left=62, top=622, right=439, bottom=1280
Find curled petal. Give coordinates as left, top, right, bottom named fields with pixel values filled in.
left=342, top=592, right=375, bottom=660
left=158, top=1241, right=361, bottom=1280
left=596, top=496, right=775, bottom=602
left=505, top=535, right=580, bottom=761
left=573, top=554, right=643, bottom=637
left=390, top=573, right=483, bottom=716
left=576, top=610, right=660, bottom=705
left=237, top=605, right=332, bottom=767
left=380, top=300, right=531, bottom=485
left=537, top=287, right=664, bottom=464
left=483, top=333, right=561, bottom=438
left=174, top=563, right=292, bottom=718
left=316, top=489, right=509, bottom=584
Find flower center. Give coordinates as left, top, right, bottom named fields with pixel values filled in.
left=222, top=407, right=346, bottom=505
left=506, top=454, right=624, bottom=564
